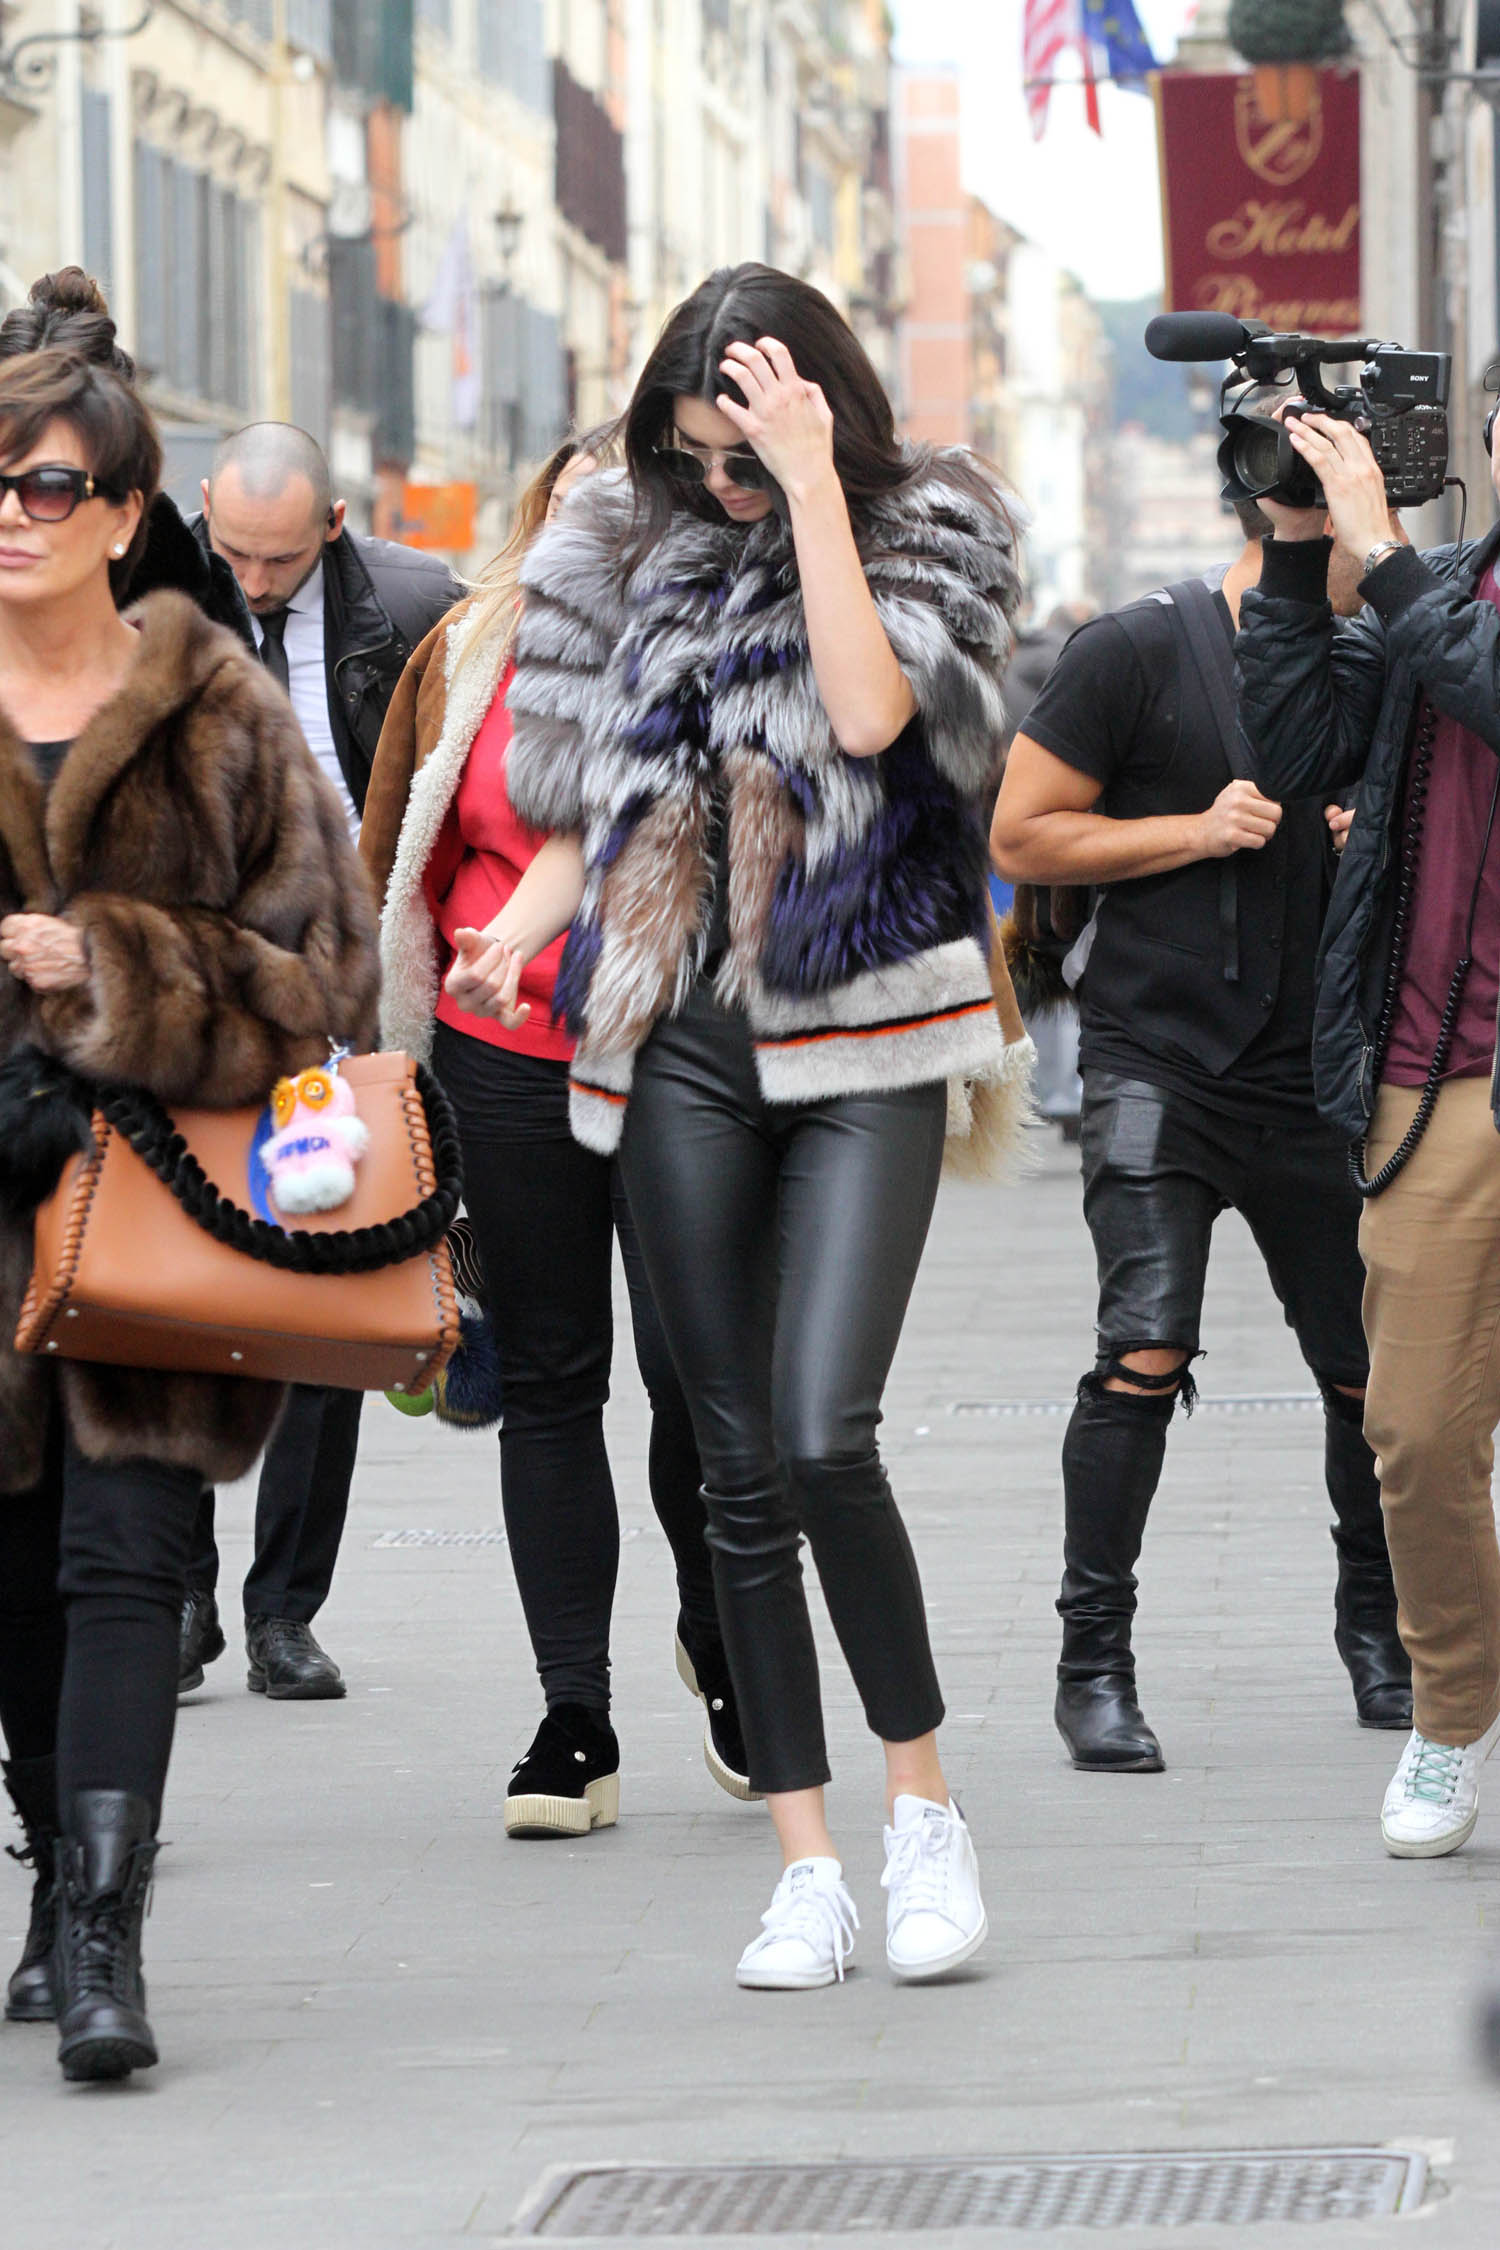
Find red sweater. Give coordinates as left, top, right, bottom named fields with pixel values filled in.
left=425, top=666, right=573, bottom=1060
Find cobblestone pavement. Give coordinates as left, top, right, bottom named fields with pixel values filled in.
left=3, top=1134, right=1497, bottom=2248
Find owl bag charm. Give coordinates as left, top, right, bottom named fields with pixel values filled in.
left=260, top=1052, right=370, bottom=1216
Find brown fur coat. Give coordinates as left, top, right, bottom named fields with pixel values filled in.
left=0, top=590, right=380, bottom=1492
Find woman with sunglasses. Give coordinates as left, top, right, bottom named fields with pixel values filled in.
left=460, top=264, right=1026, bottom=1989
left=362, top=432, right=753, bottom=1838
left=0, top=348, right=377, bottom=2082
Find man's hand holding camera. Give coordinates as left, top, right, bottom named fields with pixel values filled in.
left=1263, top=410, right=1398, bottom=565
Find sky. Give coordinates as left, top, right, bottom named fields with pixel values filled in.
left=889, top=0, right=1202, bottom=304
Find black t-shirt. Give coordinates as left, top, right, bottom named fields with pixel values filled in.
left=1019, top=594, right=1326, bottom=1122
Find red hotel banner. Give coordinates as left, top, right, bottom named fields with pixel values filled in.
left=1155, top=69, right=1361, bottom=333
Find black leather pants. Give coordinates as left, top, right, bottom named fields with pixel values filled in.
left=618, top=979, right=948, bottom=1794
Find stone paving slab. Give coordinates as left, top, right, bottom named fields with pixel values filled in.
left=2, top=1135, right=1497, bottom=2247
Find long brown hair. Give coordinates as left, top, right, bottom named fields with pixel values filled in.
left=619, top=264, right=1009, bottom=570
left=452, top=421, right=619, bottom=695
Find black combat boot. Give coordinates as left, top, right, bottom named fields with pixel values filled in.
left=1321, top=1382, right=1412, bottom=1730
left=1055, top=1377, right=1176, bottom=1772
left=53, top=1790, right=159, bottom=2082
left=3, top=1756, right=58, bottom=2023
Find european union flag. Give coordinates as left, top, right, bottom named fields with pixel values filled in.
left=1080, top=0, right=1159, bottom=90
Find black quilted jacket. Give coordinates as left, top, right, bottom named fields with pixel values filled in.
left=1236, top=523, right=1500, bottom=1140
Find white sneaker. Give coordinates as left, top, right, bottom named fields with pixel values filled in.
left=881, top=1795, right=988, bottom=1981
left=1381, top=1717, right=1500, bottom=1858
left=735, top=1857, right=859, bottom=1990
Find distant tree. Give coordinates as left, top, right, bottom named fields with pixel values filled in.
left=1096, top=297, right=1205, bottom=442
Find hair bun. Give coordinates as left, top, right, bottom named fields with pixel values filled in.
left=30, top=267, right=110, bottom=319
left=0, top=266, right=134, bottom=380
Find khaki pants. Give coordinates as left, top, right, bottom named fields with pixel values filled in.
left=1360, top=1076, right=1500, bottom=1746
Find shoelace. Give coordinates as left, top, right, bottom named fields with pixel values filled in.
left=882, top=1816, right=955, bottom=1921
left=754, top=1877, right=859, bottom=1982
left=1402, top=1738, right=1467, bottom=1806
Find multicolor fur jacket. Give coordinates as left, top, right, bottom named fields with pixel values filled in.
left=505, top=454, right=1033, bottom=1156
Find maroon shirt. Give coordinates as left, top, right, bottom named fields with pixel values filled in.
left=1384, top=563, right=1500, bottom=1087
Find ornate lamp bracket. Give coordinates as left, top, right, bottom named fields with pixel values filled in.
left=0, top=5, right=154, bottom=103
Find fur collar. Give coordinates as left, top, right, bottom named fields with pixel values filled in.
left=0, top=590, right=250, bottom=903
left=377, top=602, right=511, bottom=1059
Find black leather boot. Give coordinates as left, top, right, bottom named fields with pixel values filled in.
left=3, top=1756, right=58, bottom=2023
left=1322, top=1384, right=1412, bottom=1730
left=1055, top=1378, right=1174, bottom=1773
left=53, top=1790, right=159, bottom=2082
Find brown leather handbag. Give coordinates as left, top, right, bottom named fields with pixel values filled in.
left=16, top=1051, right=461, bottom=1396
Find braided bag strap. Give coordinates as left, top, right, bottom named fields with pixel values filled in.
left=95, top=1064, right=463, bottom=1277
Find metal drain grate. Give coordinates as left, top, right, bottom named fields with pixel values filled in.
left=510, top=2148, right=1428, bottom=2236
left=948, top=1392, right=1322, bottom=1421
left=370, top=1528, right=509, bottom=1548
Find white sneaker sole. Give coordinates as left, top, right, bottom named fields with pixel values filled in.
left=504, top=1773, right=619, bottom=1838
left=887, top=1909, right=989, bottom=1984
left=735, top=1955, right=842, bottom=1991
left=675, top=1636, right=763, bottom=1803
left=1382, top=1807, right=1477, bottom=1859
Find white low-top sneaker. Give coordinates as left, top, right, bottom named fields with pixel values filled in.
left=881, top=1795, right=988, bottom=1982
left=1381, top=1717, right=1500, bottom=1858
left=735, top=1857, right=859, bottom=1990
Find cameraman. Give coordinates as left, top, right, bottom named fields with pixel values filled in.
left=991, top=501, right=1408, bottom=1775
left=1238, top=409, right=1500, bottom=1859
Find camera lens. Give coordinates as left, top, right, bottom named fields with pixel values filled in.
left=1231, top=420, right=1283, bottom=496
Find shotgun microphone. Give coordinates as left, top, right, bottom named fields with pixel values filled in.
left=1144, top=312, right=1254, bottom=362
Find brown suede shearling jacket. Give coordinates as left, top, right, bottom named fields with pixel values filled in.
left=0, top=590, right=380, bottom=1492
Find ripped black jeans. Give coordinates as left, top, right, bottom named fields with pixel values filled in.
left=1079, top=1072, right=1370, bottom=1392
left=1057, top=1072, right=1376, bottom=1675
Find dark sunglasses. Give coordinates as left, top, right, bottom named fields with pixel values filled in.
left=0, top=465, right=122, bottom=523
left=659, top=436, right=775, bottom=493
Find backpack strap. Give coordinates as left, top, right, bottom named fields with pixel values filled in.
left=1125, top=577, right=1245, bottom=984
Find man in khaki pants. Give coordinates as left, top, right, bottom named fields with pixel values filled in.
left=1239, top=404, right=1500, bottom=1856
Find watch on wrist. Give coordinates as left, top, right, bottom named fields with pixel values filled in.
left=1363, top=540, right=1401, bottom=578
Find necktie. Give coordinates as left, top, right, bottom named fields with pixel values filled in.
left=258, top=606, right=290, bottom=693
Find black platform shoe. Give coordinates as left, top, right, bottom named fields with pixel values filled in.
left=504, top=1705, right=620, bottom=1837
left=53, top=1790, right=159, bottom=2083
left=3, top=1756, right=58, bottom=2023
left=178, top=1585, right=226, bottom=1696
left=675, top=1621, right=761, bottom=1803
left=245, top=1616, right=346, bottom=1701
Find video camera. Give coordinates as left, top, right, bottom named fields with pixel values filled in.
left=1145, top=312, right=1451, bottom=511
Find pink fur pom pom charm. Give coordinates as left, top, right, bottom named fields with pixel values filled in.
left=259, top=1048, right=370, bottom=1217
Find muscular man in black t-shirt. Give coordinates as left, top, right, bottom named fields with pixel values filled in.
left=991, top=500, right=1409, bottom=1773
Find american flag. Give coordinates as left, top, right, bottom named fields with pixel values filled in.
left=1023, top=0, right=1080, bottom=140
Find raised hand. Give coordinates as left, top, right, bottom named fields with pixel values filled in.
left=717, top=337, right=836, bottom=503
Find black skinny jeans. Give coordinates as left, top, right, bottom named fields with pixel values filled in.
left=0, top=1408, right=204, bottom=1826
left=617, top=979, right=948, bottom=1795
left=432, top=1022, right=716, bottom=1713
